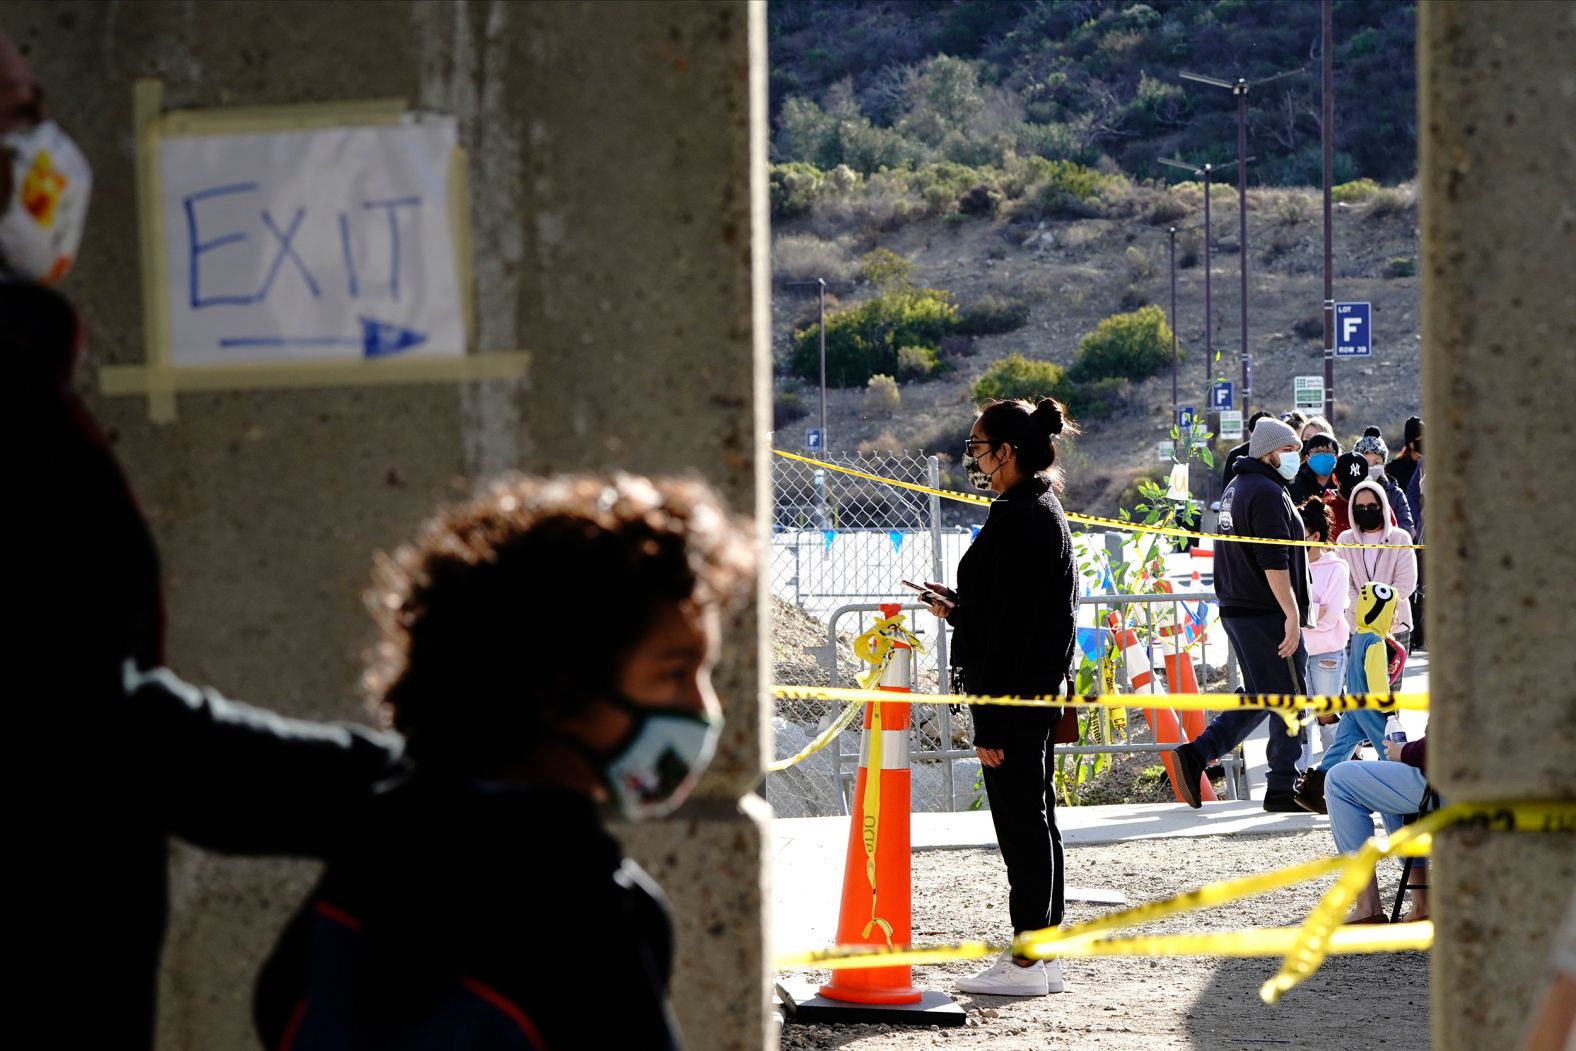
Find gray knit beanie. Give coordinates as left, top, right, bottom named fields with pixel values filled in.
left=1248, top=417, right=1299, bottom=459
left=1353, top=434, right=1388, bottom=460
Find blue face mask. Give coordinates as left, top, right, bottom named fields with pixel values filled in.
left=1276, top=453, right=1300, bottom=481
left=1308, top=453, right=1337, bottom=477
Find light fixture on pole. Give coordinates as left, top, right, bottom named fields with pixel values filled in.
left=1159, top=156, right=1238, bottom=435
left=1179, top=67, right=1307, bottom=420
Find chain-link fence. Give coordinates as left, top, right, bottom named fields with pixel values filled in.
left=768, top=451, right=982, bottom=817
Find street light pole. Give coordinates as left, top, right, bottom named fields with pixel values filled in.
left=818, top=277, right=828, bottom=451
left=1321, top=0, right=1336, bottom=424
left=1160, top=157, right=1236, bottom=428
left=1181, top=66, right=1306, bottom=422
left=1169, top=226, right=1178, bottom=416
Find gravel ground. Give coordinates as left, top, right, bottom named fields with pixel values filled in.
left=776, top=830, right=1427, bottom=1050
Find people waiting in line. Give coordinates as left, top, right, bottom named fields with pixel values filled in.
left=921, top=397, right=1080, bottom=997
left=1174, top=416, right=1309, bottom=813
left=1326, top=733, right=1432, bottom=924
left=1298, top=498, right=1351, bottom=766
left=1329, top=451, right=1369, bottom=536
left=1354, top=428, right=1416, bottom=539
left=255, top=475, right=755, bottom=1049
left=1289, top=432, right=1341, bottom=506
left=1338, top=480, right=1419, bottom=668
left=1386, top=416, right=1424, bottom=495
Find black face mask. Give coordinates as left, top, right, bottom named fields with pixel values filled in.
left=1410, top=439, right=1423, bottom=455
left=1352, top=505, right=1384, bottom=532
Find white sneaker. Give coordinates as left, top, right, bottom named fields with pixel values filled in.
left=955, top=952, right=1051, bottom=996
left=1043, top=957, right=1065, bottom=994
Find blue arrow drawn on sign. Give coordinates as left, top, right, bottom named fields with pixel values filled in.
left=218, top=317, right=428, bottom=358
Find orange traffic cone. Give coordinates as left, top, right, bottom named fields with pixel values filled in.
left=1163, top=650, right=1217, bottom=802
left=819, top=603, right=920, bottom=1005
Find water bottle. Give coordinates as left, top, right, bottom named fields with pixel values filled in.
left=1384, top=715, right=1407, bottom=746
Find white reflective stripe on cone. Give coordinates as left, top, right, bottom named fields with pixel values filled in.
left=859, top=729, right=912, bottom=770
left=879, top=648, right=914, bottom=690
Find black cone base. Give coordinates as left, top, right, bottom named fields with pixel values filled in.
left=774, top=980, right=967, bottom=1027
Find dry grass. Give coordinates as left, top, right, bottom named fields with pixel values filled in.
left=771, top=233, right=857, bottom=284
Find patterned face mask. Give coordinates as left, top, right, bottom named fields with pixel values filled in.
left=567, top=693, right=721, bottom=820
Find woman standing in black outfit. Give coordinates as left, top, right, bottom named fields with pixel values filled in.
left=923, top=398, right=1079, bottom=997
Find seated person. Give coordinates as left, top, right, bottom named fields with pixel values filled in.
left=254, top=474, right=754, bottom=1050
left=1296, top=581, right=1407, bottom=816
left=1326, top=733, right=1431, bottom=924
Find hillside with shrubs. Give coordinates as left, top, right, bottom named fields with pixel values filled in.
left=767, top=1, right=1424, bottom=519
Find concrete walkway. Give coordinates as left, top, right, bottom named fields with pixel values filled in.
left=771, top=650, right=1429, bottom=951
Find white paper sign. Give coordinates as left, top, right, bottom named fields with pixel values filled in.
left=1219, top=409, right=1244, bottom=440
left=160, top=120, right=464, bottom=366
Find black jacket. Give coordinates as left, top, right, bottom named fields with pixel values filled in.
left=256, top=776, right=679, bottom=1050
left=1212, top=457, right=1311, bottom=620
left=947, top=477, right=1078, bottom=749
left=14, top=334, right=401, bottom=1047
left=1222, top=439, right=1252, bottom=489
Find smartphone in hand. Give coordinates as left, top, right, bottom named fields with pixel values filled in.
left=901, top=579, right=954, bottom=608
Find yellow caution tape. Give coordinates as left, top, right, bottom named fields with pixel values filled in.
left=771, top=684, right=1428, bottom=735
left=772, top=449, right=1423, bottom=550
left=859, top=698, right=892, bottom=946
left=1261, top=800, right=1576, bottom=1003
left=850, top=611, right=924, bottom=690
left=777, top=923, right=1432, bottom=970
left=773, top=800, right=1574, bottom=994
left=766, top=699, right=864, bottom=773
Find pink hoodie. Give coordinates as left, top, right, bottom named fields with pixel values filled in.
left=1304, top=550, right=1351, bottom=655
left=1337, top=478, right=1419, bottom=634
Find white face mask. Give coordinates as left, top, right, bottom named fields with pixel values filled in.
left=1368, top=464, right=1386, bottom=481
left=0, top=120, right=93, bottom=284
left=1275, top=452, right=1300, bottom=481
left=570, top=693, right=721, bottom=820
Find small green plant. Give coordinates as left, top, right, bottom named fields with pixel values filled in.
left=858, top=247, right=914, bottom=289
left=1331, top=177, right=1380, bottom=203
left=896, top=344, right=940, bottom=381
left=1382, top=255, right=1416, bottom=278
left=863, top=373, right=900, bottom=417
left=1069, top=304, right=1177, bottom=383
left=970, top=353, right=1067, bottom=403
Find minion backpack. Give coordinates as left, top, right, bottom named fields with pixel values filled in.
left=1293, top=582, right=1408, bottom=813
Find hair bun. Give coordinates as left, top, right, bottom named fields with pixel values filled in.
left=1031, top=398, right=1065, bottom=436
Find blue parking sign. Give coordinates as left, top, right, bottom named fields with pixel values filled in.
left=805, top=428, right=824, bottom=452
left=1177, top=406, right=1194, bottom=428
left=1335, top=302, right=1372, bottom=357
left=1211, top=381, right=1233, bottom=410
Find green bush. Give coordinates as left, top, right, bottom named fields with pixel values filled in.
left=970, top=354, right=1068, bottom=404
left=857, top=247, right=914, bottom=289
left=1016, top=159, right=1122, bottom=220
left=1382, top=256, right=1416, bottom=278
left=863, top=374, right=900, bottom=417
left=1069, top=305, right=1177, bottom=383
left=769, top=162, right=825, bottom=220
left=773, top=388, right=808, bottom=430
left=959, top=294, right=1031, bottom=336
left=958, top=184, right=1004, bottom=216
left=896, top=344, right=940, bottom=381
left=1331, top=178, right=1380, bottom=203
left=790, top=286, right=960, bottom=387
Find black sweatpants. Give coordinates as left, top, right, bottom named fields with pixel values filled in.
left=1194, top=613, right=1309, bottom=795
left=980, top=725, right=1064, bottom=937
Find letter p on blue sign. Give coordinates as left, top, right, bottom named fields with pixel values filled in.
left=1334, top=302, right=1372, bottom=358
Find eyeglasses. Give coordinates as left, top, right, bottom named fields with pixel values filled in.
left=963, top=438, right=995, bottom=452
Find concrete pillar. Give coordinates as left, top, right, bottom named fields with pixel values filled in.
left=1419, top=3, right=1576, bottom=1047
left=12, top=1, right=769, bottom=1048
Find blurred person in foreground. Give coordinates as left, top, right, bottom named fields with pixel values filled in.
left=1173, top=416, right=1310, bottom=813
left=255, top=475, right=755, bottom=1049
left=10, top=258, right=403, bottom=1050
left=8, top=35, right=403, bottom=1044
left=920, top=397, right=1080, bottom=997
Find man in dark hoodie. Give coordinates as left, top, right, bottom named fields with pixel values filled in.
left=1173, top=417, right=1310, bottom=812
left=1221, top=410, right=1274, bottom=489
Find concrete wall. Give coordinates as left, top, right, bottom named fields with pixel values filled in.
left=7, top=1, right=770, bottom=1047
left=1419, top=2, right=1576, bottom=1047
